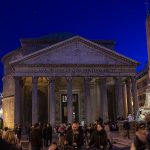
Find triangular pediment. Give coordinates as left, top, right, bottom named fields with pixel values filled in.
left=10, top=36, right=139, bottom=66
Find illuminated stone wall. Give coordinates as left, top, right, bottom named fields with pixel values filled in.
left=2, top=96, right=14, bottom=128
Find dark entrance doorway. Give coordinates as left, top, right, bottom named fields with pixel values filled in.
left=61, top=94, right=79, bottom=123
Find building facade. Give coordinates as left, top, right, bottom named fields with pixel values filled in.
left=2, top=34, right=139, bottom=128
left=136, top=68, right=148, bottom=108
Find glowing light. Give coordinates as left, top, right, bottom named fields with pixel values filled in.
left=0, top=108, right=3, bottom=118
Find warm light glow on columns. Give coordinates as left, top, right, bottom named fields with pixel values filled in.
left=14, top=76, right=21, bottom=125
left=131, top=77, right=139, bottom=118
left=126, top=78, right=133, bottom=115
left=66, top=77, right=73, bottom=123
left=0, top=108, right=3, bottom=118
left=122, top=81, right=128, bottom=118
left=32, top=76, right=38, bottom=125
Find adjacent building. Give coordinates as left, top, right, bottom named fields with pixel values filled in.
left=136, top=67, right=148, bottom=108
left=1, top=33, right=139, bottom=128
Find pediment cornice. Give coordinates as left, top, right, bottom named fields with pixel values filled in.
left=10, top=36, right=139, bottom=66
left=14, top=63, right=135, bottom=68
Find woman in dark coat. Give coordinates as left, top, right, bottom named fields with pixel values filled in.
left=89, top=123, right=108, bottom=150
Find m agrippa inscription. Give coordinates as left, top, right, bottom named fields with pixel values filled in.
left=14, top=65, right=136, bottom=77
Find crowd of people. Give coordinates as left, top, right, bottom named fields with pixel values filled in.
left=0, top=119, right=112, bottom=150
left=0, top=117, right=150, bottom=150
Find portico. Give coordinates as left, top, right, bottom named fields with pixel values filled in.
left=2, top=35, right=139, bottom=128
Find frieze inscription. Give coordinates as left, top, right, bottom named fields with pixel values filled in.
left=15, top=66, right=135, bottom=77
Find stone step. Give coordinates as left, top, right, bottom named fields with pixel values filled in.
left=113, top=138, right=132, bottom=147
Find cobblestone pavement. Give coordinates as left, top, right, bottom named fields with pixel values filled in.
left=20, top=131, right=132, bottom=150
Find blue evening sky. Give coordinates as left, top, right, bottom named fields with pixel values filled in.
left=0, top=0, right=149, bottom=92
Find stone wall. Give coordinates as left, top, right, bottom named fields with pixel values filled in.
left=2, top=96, right=14, bottom=128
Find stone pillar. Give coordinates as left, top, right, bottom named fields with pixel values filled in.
left=92, top=81, right=98, bottom=122
left=96, top=79, right=101, bottom=119
left=32, top=77, right=38, bottom=125
left=90, top=81, right=97, bottom=123
left=20, top=78, right=25, bottom=124
left=48, top=77, right=56, bottom=126
left=66, top=77, right=73, bottom=123
left=14, top=77, right=21, bottom=125
left=115, top=77, right=124, bottom=117
left=122, top=81, right=127, bottom=118
left=84, top=77, right=92, bottom=125
left=131, top=77, right=139, bottom=118
left=126, top=78, right=133, bottom=114
left=100, top=78, right=108, bottom=122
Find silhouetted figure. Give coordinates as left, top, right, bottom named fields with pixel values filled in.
left=89, top=123, right=108, bottom=150
left=30, top=123, right=42, bottom=150
left=45, top=123, right=52, bottom=146
left=0, top=138, right=19, bottom=150
left=16, top=125, right=22, bottom=143
left=130, top=122, right=147, bottom=150
left=123, top=119, right=130, bottom=139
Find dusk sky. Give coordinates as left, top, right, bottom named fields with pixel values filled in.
left=0, top=0, right=149, bottom=92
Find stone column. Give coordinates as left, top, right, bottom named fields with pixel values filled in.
left=90, top=81, right=96, bottom=123
left=48, top=77, right=56, bottom=126
left=96, top=79, right=101, bottom=119
left=100, top=78, right=108, bottom=122
left=99, top=79, right=104, bottom=118
left=92, top=81, right=98, bottom=122
left=66, top=77, right=73, bottom=123
left=126, top=78, right=133, bottom=114
left=122, top=81, right=127, bottom=118
left=115, top=77, right=123, bottom=117
left=32, top=77, right=38, bottom=125
left=131, top=77, right=139, bottom=119
left=84, top=77, right=92, bottom=125
left=20, top=78, right=25, bottom=124
left=14, top=77, right=21, bottom=125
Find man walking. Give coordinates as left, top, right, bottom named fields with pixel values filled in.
left=30, top=123, right=42, bottom=150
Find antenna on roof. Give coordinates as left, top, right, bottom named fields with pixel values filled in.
left=145, top=0, right=150, bottom=16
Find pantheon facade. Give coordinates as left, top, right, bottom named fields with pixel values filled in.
left=2, top=34, right=139, bottom=128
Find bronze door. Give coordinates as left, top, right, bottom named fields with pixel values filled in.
left=61, top=94, right=79, bottom=123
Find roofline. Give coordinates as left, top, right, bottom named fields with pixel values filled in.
left=79, top=36, right=139, bottom=65
left=1, top=48, right=21, bottom=63
left=9, top=35, right=139, bottom=66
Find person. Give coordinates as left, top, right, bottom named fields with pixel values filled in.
left=49, top=142, right=58, bottom=150
left=30, top=123, right=42, bottom=150
left=3, top=130, right=17, bottom=146
left=0, top=138, right=19, bottom=150
left=104, top=122, right=112, bottom=149
left=15, top=125, right=22, bottom=143
left=42, top=124, right=47, bottom=147
left=3, top=129, right=21, bottom=150
left=45, top=123, right=52, bottom=147
left=130, top=122, right=147, bottom=150
left=146, top=121, right=150, bottom=150
left=2, top=127, right=8, bottom=139
left=89, top=123, right=108, bottom=150
left=127, top=114, right=134, bottom=122
left=65, top=121, right=84, bottom=150
left=57, top=133, right=65, bottom=150
left=123, top=119, right=130, bottom=139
